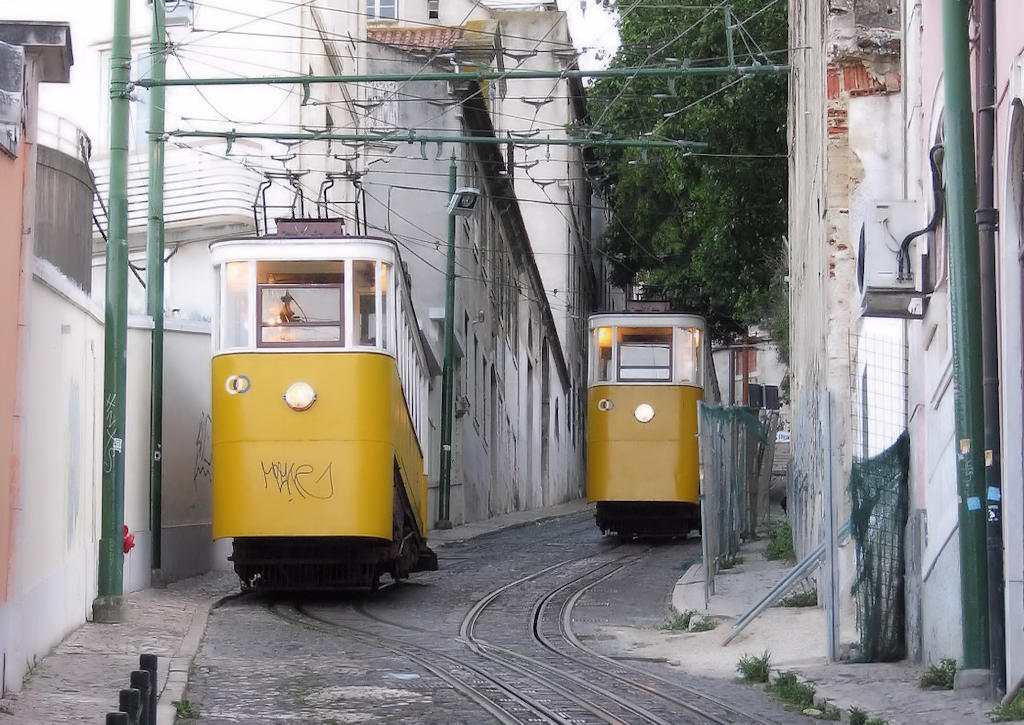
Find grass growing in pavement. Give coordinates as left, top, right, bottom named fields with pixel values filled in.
left=779, top=589, right=817, bottom=607
left=765, top=522, right=795, bottom=561
left=767, top=671, right=840, bottom=720
left=718, top=553, right=743, bottom=570
left=919, top=658, right=956, bottom=690
left=664, top=609, right=695, bottom=631
left=991, top=690, right=1024, bottom=722
left=663, top=609, right=716, bottom=632
left=174, top=699, right=199, bottom=719
left=849, top=706, right=889, bottom=725
left=768, top=671, right=815, bottom=708
left=736, top=650, right=772, bottom=683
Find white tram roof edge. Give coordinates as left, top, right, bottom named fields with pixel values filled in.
left=587, top=312, right=706, bottom=329
left=209, top=236, right=399, bottom=265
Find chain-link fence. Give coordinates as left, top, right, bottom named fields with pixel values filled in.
left=698, top=404, right=779, bottom=600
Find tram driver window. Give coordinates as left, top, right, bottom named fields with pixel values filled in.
left=617, top=327, right=672, bottom=382
left=675, top=326, right=702, bottom=385
left=221, top=261, right=251, bottom=350
left=594, top=326, right=613, bottom=382
left=256, top=261, right=344, bottom=346
left=352, top=260, right=377, bottom=346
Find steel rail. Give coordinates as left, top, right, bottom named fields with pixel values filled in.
left=271, top=601, right=552, bottom=725
left=532, top=565, right=733, bottom=724
left=556, top=564, right=779, bottom=725
left=461, top=551, right=672, bottom=724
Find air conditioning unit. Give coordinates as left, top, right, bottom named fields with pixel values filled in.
left=856, top=200, right=927, bottom=319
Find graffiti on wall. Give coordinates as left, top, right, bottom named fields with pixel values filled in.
left=193, top=412, right=212, bottom=487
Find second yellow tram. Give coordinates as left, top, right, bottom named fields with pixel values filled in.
left=586, top=313, right=706, bottom=537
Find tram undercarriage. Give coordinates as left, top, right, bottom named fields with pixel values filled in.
left=595, top=501, right=700, bottom=539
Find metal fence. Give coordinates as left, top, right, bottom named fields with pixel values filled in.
left=698, top=403, right=779, bottom=603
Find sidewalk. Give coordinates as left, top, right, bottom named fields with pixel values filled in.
left=0, top=499, right=592, bottom=724
left=599, top=537, right=998, bottom=725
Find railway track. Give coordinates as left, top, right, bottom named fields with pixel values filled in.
left=268, top=543, right=787, bottom=724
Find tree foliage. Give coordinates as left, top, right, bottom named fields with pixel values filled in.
left=587, top=0, right=788, bottom=342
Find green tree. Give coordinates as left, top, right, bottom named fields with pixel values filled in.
left=588, top=0, right=788, bottom=342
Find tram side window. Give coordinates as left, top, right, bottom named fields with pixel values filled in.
left=675, top=326, right=703, bottom=385
left=618, top=327, right=672, bottom=382
left=352, top=260, right=377, bottom=347
left=221, top=261, right=251, bottom=350
left=256, top=261, right=344, bottom=346
left=594, top=326, right=613, bottom=382
left=380, top=262, right=391, bottom=350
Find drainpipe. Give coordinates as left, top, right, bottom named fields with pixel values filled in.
left=941, top=0, right=989, bottom=671
left=146, top=0, right=167, bottom=577
left=93, top=0, right=131, bottom=624
left=976, top=0, right=1005, bottom=697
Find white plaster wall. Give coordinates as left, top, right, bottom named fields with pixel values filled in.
left=999, top=70, right=1024, bottom=693
left=0, top=259, right=219, bottom=693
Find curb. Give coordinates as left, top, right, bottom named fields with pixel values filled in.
left=156, top=596, right=216, bottom=725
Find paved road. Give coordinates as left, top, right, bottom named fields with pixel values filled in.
left=184, top=511, right=808, bottom=723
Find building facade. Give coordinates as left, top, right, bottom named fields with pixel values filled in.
left=790, top=0, right=1024, bottom=693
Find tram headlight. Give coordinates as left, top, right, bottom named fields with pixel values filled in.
left=284, top=382, right=317, bottom=411
left=634, top=403, right=655, bottom=423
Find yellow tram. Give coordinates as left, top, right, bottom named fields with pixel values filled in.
left=210, top=227, right=436, bottom=589
left=586, top=312, right=706, bottom=538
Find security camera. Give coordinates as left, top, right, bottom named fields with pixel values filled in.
left=447, top=187, right=480, bottom=217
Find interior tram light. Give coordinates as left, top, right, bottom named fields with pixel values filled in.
left=284, top=382, right=317, bottom=411
left=597, top=327, right=612, bottom=346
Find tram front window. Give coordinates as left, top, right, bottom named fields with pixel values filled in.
left=221, top=261, right=251, bottom=349
left=353, top=260, right=377, bottom=346
left=676, top=326, right=702, bottom=385
left=256, top=261, right=344, bottom=346
left=618, top=327, right=672, bottom=382
left=594, top=326, right=613, bottom=382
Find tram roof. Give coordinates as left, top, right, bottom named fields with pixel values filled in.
left=209, top=235, right=399, bottom=264
left=588, top=312, right=706, bottom=329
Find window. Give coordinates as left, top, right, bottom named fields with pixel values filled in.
left=428, top=0, right=438, bottom=18
left=676, top=326, right=702, bottom=385
left=221, top=261, right=251, bottom=349
left=367, top=0, right=396, bottom=18
left=352, top=260, right=377, bottom=346
left=380, top=262, right=391, bottom=350
left=256, top=261, right=344, bottom=347
left=593, top=326, right=613, bottom=382
left=617, top=327, right=672, bottom=381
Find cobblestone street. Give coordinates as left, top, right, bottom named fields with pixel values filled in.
left=184, top=511, right=807, bottom=723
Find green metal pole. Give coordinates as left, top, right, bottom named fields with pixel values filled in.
left=436, top=154, right=457, bottom=530
left=135, top=63, right=790, bottom=89
left=146, top=0, right=167, bottom=574
left=941, top=0, right=989, bottom=671
left=93, top=0, right=131, bottom=624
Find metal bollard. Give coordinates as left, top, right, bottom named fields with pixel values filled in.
left=105, top=713, right=129, bottom=725
left=129, top=670, right=151, bottom=725
left=139, top=654, right=158, bottom=725
left=118, top=688, right=141, bottom=725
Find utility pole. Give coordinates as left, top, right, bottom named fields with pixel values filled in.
left=93, top=0, right=131, bottom=624
left=941, top=0, right=989, bottom=672
left=146, top=0, right=167, bottom=576
left=436, top=154, right=457, bottom=529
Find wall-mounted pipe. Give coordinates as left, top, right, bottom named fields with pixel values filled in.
left=976, top=0, right=1005, bottom=697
